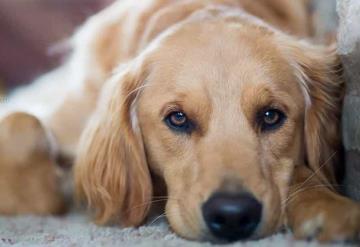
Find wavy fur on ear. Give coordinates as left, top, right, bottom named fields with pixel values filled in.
left=279, top=38, right=344, bottom=185
left=74, top=63, right=152, bottom=226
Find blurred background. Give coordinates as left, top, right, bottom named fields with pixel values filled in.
left=0, top=0, right=113, bottom=90
left=0, top=0, right=337, bottom=91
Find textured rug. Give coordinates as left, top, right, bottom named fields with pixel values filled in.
left=0, top=210, right=352, bottom=247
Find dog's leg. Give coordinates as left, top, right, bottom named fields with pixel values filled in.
left=286, top=165, right=360, bottom=242
left=0, top=112, right=66, bottom=215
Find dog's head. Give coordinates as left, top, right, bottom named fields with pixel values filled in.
left=75, top=9, right=343, bottom=242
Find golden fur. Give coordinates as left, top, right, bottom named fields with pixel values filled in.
left=1, top=0, right=359, bottom=243
left=0, top=113, right=65, bottom=214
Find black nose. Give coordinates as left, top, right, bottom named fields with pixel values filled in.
left=202, top=192, right=262, bottom=242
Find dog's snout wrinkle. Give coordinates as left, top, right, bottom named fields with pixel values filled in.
left=202, top=192, right=262, bottom=242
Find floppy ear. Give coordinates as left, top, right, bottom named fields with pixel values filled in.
left=281, top=40, right=344, bottom=185
left=74, top=63, right=152, bottom=226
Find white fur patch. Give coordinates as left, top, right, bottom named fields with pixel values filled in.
left=301, top=213, right=324, bottom=237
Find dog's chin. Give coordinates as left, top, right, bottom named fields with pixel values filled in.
left=165, top=200, right=204, bottom=241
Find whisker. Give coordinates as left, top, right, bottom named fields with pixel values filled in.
left=144, top=210, right=185, bottom=234
left=291, top=151, right=337, bottom=193
left=124, top=84, right=151, bottom=103
left=123, top=197, right=180, bottom=214
left=283, top=180, right=360, bottom=209
left=147, top=213, right=167, bottom=227
left=282, top=183, right=343, bottom=207
left=152, top=196, right=179, bottom=200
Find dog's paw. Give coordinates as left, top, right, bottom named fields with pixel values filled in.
left=291, top=197, right=360, bottom=242
left=0, top=112, right=66, bottom=215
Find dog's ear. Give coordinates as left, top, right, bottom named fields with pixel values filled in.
left=280, top=39, right=344, bottom=184
left=74, top=62, right=152, bottom=226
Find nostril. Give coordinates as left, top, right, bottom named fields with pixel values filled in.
left=208, top=214, right=226, bottom=231
left=202, top=192, right=262, bottom=242
left=214, top=215, right=225, bottom=225
left=238, top=215, right=251, bottom=226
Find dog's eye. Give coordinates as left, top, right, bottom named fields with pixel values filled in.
left=257, top=108, right=286, bottom=132
left=164, top=111, right=193, bottom=133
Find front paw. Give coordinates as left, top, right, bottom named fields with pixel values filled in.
left=289, top=196, right=360, bottom=242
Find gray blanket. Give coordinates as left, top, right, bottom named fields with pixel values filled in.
left=338, top=0, right=360, bottom=201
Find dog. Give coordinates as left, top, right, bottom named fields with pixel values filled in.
left=0, top=0, right=359, bottom=243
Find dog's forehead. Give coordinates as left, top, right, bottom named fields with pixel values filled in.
left=146, top=18, right=296, bottom=100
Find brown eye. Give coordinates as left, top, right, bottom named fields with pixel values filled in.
left=264, top=110, right=280, bottom=125
left=169, top=112, right=187, bottom=126
left=164, top=111, right=194, bottom=134
left=257, top=108, right=286, bottom=132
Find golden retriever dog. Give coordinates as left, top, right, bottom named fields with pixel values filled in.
left=1, top=0, right=359, bottom=243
